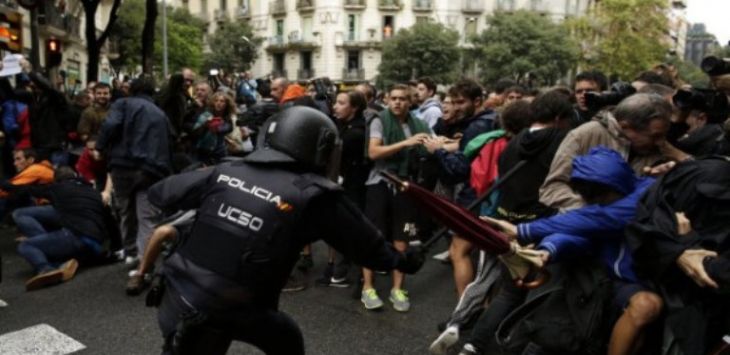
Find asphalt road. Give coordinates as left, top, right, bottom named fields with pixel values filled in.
left=0, top=233, right=461, bottom=355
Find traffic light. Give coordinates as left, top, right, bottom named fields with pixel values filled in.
left=46, top=38, right=62, bottom=67
left=0, top=9, right=23, bottom=53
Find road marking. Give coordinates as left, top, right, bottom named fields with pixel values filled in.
left=0, top=324, right=85, bottom=355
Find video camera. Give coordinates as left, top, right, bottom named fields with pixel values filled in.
left=701, top=56, right=730, bottom=76
left=673, top=88, right=730, bottom=124
left=584, top=81, right=636, bottom=111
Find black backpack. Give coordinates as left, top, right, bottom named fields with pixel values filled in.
left=496, top=261, right=613, bottom=355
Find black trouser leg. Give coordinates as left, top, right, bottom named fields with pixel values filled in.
left=467, top=266, right=527, bottom=353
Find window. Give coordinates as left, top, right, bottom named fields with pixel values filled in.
left=302, top=16, right=313, bottom=41
left=276, top=19, right=284, bottom=36
left=465, top=17, right=477, bottom=37
left=383, top=15, right=394, bottom=39
left=220, top=0, right=227, bottom=9
left=301, top=51, right=312, bottom=71
left=273, top=53, right=285, bottom=73
left=347, top=50, right=360, bottom=70
left=201, top=0, right=208, bottom=13
left=347, top=14, right=359, bottom=41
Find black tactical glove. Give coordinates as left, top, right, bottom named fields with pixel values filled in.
left=397, top=246, right=425, bottom=274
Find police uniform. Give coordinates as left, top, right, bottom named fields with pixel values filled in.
left=148, top=107, right=422, bottom=355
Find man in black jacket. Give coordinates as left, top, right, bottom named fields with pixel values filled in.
left=13, top=167, right=120, bottom=291
left=148, top=107, right=423, bottom=355
left=96, top=77, right=173, bottom=265
left=27, top=72, right=72, bottom=164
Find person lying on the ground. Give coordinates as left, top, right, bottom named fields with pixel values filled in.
left=12, top=166, right=120, bottom=291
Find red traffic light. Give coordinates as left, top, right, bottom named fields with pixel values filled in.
left=47, top=38, right=61, bottom=52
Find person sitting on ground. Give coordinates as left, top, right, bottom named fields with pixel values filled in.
left=0, top=148, right=54, bottom=220
left=74, top=136, right=107, bottom=190
left=13, top=167, right=120, bottom=291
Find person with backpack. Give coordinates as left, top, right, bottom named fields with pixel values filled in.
left=475, top=147, right=662, bottom=355
left=423, top=79, right=497, bottom=298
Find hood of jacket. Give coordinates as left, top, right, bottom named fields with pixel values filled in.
left=517, top=127, right=567, bottom=159
left=418, top=97, right=441, bottom=113
left=571, top=146, right=637, bottom=196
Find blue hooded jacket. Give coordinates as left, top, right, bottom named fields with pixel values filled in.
left=516, top=146, right=654, bottom=283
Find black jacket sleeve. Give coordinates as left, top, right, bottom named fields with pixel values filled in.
left=305, top=192, right=404, bottom=271
left=147, top=167, right=216, bottom=213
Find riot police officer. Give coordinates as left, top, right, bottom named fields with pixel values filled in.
left=147, top=106, right=424, bottom=355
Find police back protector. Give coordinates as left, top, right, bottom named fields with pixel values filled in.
left=163, top=162, right=337, bottom=309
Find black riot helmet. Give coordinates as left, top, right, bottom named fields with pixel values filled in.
left=244, top=106, right=340, bottom=171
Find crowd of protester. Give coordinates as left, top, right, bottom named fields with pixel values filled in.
left=0, top=57, right=728, bottom=355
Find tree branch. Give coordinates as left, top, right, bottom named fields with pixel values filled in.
left=97, top=0, right=123, bottom=46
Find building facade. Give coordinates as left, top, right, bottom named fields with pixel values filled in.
left=180, top=0, right=592, bottom=82
left=0, top=0, right=117, bottom=85
left=684, top=23, right=719, bottom=67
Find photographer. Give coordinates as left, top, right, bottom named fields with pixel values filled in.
left=540, top=93, right=671, bottom=212
left=671, top=88, right=729, bottom=156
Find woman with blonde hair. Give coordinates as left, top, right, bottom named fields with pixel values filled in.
left=191, top=91, right=235, bottom=164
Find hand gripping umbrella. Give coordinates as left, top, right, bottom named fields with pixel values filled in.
left=380, top=171, right=548, bottom=288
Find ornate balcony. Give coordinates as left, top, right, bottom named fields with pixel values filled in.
left=297, top=0, right=315, bottom=12
left=271, top=0, right=286, bottom=16
left=378, top=0, right=401, bottom=11
left=412, top=0, right=432, bottom=12
left=342, top=68, right=365, bottom=81
left=344, top=0, right=366, bottom=10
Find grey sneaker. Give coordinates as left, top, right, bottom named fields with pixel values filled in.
left=389, top=288, right=410, bottom=312
left=360, top=288, right=384, bottom=310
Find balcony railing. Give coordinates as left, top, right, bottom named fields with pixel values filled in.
left=378, top=0, right=401, bottom=10
left=297, top=0, right=315, bottom=12
left=412, top=0, right=432, bottom=11
left=271, top=0, right=286, bottom=15
left=462, top=0, right=483, bottom=13
left=38, top=1, right=81, bottom=38
left=342, top=68, right=365, bottom=81
left=236, top=5, right=250, bottom=18
left=269, top=35, right=286, bottom=46
left=214, top=9, right=228, bottom=22
left=344, top=0, right=366, bottom=9
left=272, top=69, right=288, bottom=78
left=298, top=68, right=315, bottom=80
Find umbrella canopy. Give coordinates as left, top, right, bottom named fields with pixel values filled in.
left=380, top=171, right=510, bottom=254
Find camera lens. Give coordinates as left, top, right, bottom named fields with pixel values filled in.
left=701, top=56, right=730, bottom=76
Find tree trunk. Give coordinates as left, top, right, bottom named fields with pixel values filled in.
left=83, top=0, right=122, bottom=83
left=84, top=1, right=100, bottom=83
left=142, top=0, right=158, bottom=74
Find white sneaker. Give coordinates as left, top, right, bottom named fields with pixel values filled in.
left=432, top=250, right=450, bottom=262
left=429, top=325, right=459, bottom=354
left=0, top=298, right=7, bottom=307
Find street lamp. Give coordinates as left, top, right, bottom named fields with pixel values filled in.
left=162, top=0, right=169, bottom=77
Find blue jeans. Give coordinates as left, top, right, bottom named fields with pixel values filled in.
left=17, top=228, right=89, bottom=273
left=13, top=205, right=62, bottom=237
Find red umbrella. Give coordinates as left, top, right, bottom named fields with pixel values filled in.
left=380, top=171, right=509, bottom=253
left=380, top=171, right=548, bottom=288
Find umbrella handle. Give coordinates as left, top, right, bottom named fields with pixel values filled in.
left=379, top=171, right=408, bottom=191
left=515, top=269, right=550, bottom=290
